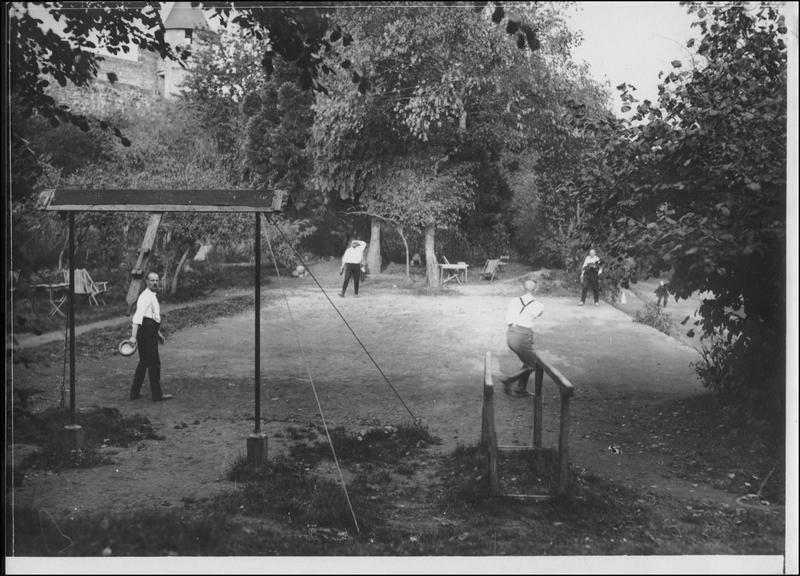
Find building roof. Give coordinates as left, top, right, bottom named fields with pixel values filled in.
left=163, top=3, right=209, bottom=31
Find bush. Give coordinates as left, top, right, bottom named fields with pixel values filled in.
left=693, top=330, right=784, bottom=419
left=633, top=302, right=671, bottom=335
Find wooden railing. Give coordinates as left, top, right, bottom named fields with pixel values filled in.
left=481, top=350, right=575, bottom=499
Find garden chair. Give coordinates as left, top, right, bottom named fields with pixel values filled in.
left=63, top=268, right=109, bottom=306
left=481, top=259, right=501, bottom=282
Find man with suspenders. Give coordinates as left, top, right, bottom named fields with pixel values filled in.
left=501, top=279, right=544, bottom=397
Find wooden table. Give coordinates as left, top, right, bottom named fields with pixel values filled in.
left=439, top=263, right=469, bottom=285
left=34, top=282, right=69, bottom=317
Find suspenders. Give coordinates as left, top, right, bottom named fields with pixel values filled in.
left=516, top=297, right=535, bottom=324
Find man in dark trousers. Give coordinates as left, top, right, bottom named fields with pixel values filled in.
left=501, top=279, right=544, bottom=397
left=579, top=248, right=603, bottom=306
left=127, top=272, right=172, bottom=401
left=339, top=239, right=367, bottom=297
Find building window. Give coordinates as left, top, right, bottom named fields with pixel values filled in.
left=185, top=29, right=193, bottom=42
left=157, top=73, right=165, bottom=98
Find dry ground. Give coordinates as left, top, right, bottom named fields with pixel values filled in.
left=6, top=261, right=787, bottom=566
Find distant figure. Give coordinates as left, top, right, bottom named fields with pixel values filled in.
left=128, top=272, right=172, bottom=402
left=339, top=239, right=367, bottom=297
left=411, top=253, right=422, bottom=266
left=655, top=280, right=669, bottom=308
left=501, top=279, right=544, bottom=397
left=579, top=248, right=603, bottom=306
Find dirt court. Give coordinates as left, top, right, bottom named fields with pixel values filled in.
left=10, top=260, right=750, bottom=524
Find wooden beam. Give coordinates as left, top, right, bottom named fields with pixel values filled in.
left=126, top=213, right=163, bottom=314
left=533, top=365, right=544, bottom=448
left=483, top=352, right=500, bottom=497
left=497, top=445, right=537, bottom=453
left=558, top=393, right=572, bottom=496
left=532, top=350, right=574, bottom=396
left=38, top=188, right=285, bottom=213
left=503, top=493, right=552, bottom=502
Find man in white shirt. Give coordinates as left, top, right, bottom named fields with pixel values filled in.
left=338, top=239, right=367, bottom=297
left=128, top=272, right=172, bottom=401
left=501, top=279, right=544, bottom=397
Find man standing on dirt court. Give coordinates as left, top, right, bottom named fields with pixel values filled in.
left=339, top=238, right=367, bottom=297
left=127, top=272, right=172, bottom=402
left=579, top=248, right=603, bottom=306
left=501, top=279, right=544, bottom=397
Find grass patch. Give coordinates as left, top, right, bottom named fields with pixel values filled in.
left=288, top=423, right=440, bottom=466
left=634, top=302, right=672, bottom=335
left=221, top=455, right=380, bottom=531
left=9, top=406, right=163, bottom=475
left=8, top=436, right=785, bottom=556
left=12, top=293, right=260, bottom=368
left=435, top=445, right=564, bottom=510
left=7, top=503, right=235, bottom=557
left=638, top=394, right=784, bottom=504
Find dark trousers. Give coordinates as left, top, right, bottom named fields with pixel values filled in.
left=581, top=270, right=600, bottom=303
left=507, top=325, right=536, bottom=368
left=131, top=317, right=162, bottom=399
left=505, top=325, right=535, bottom=389
left=341, top=263, right=361, bottom=295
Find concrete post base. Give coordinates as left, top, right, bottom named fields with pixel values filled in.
left=61, top=424, right=84, bottom=450
left=246, top=433, right=268, bottom=466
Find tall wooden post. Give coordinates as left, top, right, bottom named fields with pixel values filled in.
left=533, top=365, right=544, bottom=448
left=68, top=212, right=75, bottom=425
left=126, top=213, right=163, bottom=315
left=63, top=212, right=83, bottom=448
left=558, top=393, right=571, bottom=495
left=247, top=213, right=267, bottom=464
left=254, top=212, right=261, bottom=434
left=483, top=352, right=500, bottom=496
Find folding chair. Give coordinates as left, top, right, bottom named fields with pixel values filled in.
left=481, top=259, right=501, bottom=282
left=64, top=268, right=109, bottom=306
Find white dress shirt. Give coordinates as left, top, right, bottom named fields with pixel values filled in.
left=342, top=241, right=367, bottom=264
left=505, top=295, right=544, bottom=328
left=132, top=288, right=161, bottom=325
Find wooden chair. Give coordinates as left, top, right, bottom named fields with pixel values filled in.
left=63, top=268, right=109, bottom=306
left=481, top=259, right=501, bottom=282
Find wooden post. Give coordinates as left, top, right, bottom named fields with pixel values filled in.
left=483, top=352, right=500, bottom=496
left=63, top=212, right=82, bottom=448
left=248, top=213, right=267, bottom=465
left=533, top=365, right=544, bottom=448
left=254, top=212, right=261, bottom=435
left=126, top=213, right=163, bottom=315
left=558, top=392, right=571, bottom=495
left=68, top=212, right=76, bottom=425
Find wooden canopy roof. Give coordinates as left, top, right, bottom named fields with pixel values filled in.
left=37, top=188, right=285, bottom=213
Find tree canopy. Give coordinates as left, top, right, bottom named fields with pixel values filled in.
left=538, top=1, right=788, bottom=413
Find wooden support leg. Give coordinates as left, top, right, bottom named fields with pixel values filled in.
left=126, top=212, right=163, bottom=315
left=558, top=393, right=571, bottom=496
left=533, top=365, right=544, bottom=448
left=483, top=352, right=500, bottom=496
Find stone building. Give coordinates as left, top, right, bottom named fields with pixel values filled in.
left=49, top=3, right=209, bottom=114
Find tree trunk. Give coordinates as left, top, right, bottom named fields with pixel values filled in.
left=397, top=226, right=410, bottom=278
left=425, top=225, right=439, bottom=288
left=367, top=217, right=381, bottom=275
left=57, top=236, right=69, bottom=273
left=170, top=245, right=192, bottom=295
